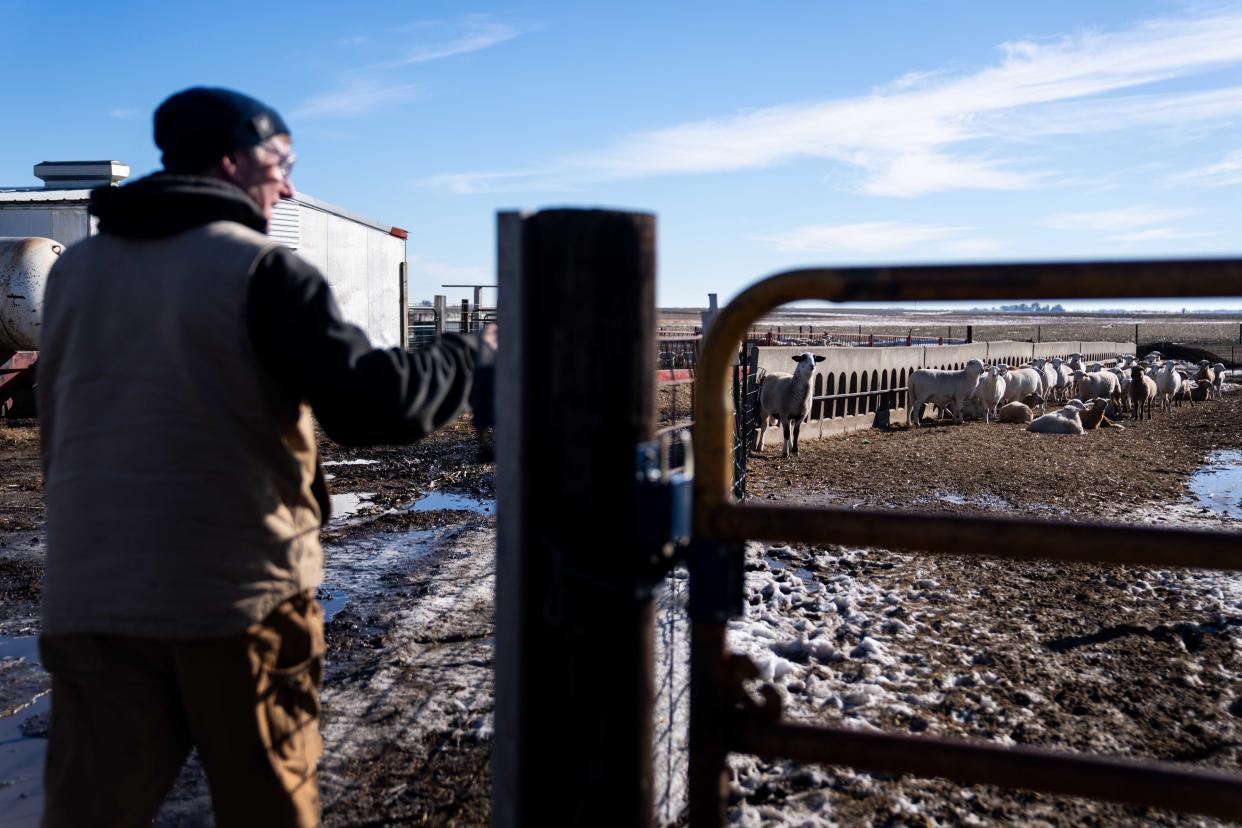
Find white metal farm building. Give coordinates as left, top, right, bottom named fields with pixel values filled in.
left=0, top=160, right=408, bottom=349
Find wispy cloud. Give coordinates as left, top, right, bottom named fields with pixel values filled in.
left=1042, top=205, right=1198, bottom=231
left=110, top=107, right=138, bottom=119
left=421, top=167, right=568, bottom=195
left=427, top=8, right=1242, bottom=195
left=292, top=80, right=420, bottom=119
left=756, top=221, right=968, bottom=254
left=1112, top=227, right=1214, bottom=241
left=298, top=15, right=523, bottom=120
left=370, top=16, right=520, bottom=69
left=1170, top=148, right=1242, bottom=187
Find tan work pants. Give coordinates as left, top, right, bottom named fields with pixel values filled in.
left=39, top=592, right=324, bottom=828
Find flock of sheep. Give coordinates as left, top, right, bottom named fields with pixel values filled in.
left=908, top=351, right=1226, bottom=435
left=753, top=350, right=1229, bottom=458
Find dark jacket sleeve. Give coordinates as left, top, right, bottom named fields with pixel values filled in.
left=245, top=246, right=490, bottom=446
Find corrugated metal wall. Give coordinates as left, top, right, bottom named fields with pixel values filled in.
left=268, top=200, right=301, bottom=249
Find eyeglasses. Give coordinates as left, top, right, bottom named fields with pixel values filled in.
left=259, top=139, right=296, bottom=180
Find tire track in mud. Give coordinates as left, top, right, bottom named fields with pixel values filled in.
left=318, top=524, right=496, bottom=827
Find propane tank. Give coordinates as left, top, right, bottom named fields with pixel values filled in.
left=0, top=236, right=61, bottom=351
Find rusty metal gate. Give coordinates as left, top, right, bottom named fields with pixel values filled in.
left=688, top=260, right=1242, bottom=826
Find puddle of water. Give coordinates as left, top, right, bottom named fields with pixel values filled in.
left=0, top=635, right=39, bottom=663
left=1187, top=450, right=1242, bottom=519
left=0, top=635, right=47, bottom=828
left=320, top=529, right=443, bottom=622
left=319, top=590, right=349, bottom=623
left=408, top=491, right=495, bottom=515
left=329, top=492, right=376, bottom=524
left=322, top=459, right=380, bottom=467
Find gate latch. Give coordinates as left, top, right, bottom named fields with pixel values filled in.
left=634, top=431, right=693, bottom=574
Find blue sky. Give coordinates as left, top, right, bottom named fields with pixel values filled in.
left=3, top=1, right=1241, bottom=311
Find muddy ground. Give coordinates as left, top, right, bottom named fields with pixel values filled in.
left=2, top=389, right=1241, bottom=825
left=0, top=417, right=499, bottom=827
left=734, top=392, right=1242, bottom=826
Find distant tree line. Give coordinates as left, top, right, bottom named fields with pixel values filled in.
left=992, top=302, right=1066, bottom=313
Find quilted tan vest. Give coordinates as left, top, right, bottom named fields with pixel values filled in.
left=38, top=221, right=322, bottom=637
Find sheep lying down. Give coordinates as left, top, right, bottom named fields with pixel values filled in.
left=1027, top=405, right=1084, bottom=435
left=1026, top=398, right=1125, bottom=435
left=996, top=401, right=1033, bottom=424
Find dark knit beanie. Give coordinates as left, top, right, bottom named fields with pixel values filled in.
left=154, top=87, right=290, bottom=173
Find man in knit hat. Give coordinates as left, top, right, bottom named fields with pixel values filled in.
left=36, top=87, right=492, bottom=827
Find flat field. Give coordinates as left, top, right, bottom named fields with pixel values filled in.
left=661, top=308, right=1242, bottom=362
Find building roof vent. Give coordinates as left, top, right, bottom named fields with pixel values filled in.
left=33, top=160, right=130, bottom=189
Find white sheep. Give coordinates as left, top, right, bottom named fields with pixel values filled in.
left=753, top=352, right=825, bottom=458
left=1107, top=366, right=1131, bottom=412
left=999, top=365, right=1046, bottom=414
left=1072, top=369, right=1120, bottom=408
left=1212, top=362, right=1226, bottom=400
left=1027, top=405, right=1085, bottom=435
left=1155, top=362, right=1183, bottom=412
left=972, top=365, right=1007, bottom=423
left=1050, top=358, right=1074, bottom=403
left=907, top=358, right=986, bottom=427
left=1031, top=358, right=1058, bottom=401
left=1129, top=366, right=1157, bottom=420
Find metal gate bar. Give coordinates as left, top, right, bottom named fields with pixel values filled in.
left=689, top=259, right=1242, bottom=827
left=709, top=504, right=1241, bottom=570
left=733, top=721, right=1242, bottom=821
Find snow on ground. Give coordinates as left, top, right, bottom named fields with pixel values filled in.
left=710, top=507, right=1242, bottom=826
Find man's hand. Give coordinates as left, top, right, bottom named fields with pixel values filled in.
left=481, top=322, right=498, bottom=351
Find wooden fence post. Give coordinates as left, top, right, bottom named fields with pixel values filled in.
left=494, top=209, right=658, bottom=827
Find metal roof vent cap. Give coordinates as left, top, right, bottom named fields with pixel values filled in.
left=33, top=160, right=130, bottom=189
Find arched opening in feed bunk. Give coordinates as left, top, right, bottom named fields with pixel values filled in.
left=811, top=373, right=823, bottom=419
left=859, top=371, right=869, bottom=413
left=836, top=372, right=847, bottom=418
left=847, top=372, right=858, bottom=415
left=824, top=373, right=835, bottom=418
left=871, top=370, right=880, bottom=413
left=898, top=368, right=907, bottom=408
